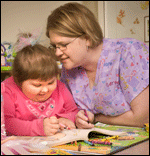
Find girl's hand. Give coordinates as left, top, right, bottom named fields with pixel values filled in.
left=43, top=116, right=60, bottom=136
left=58, top=118, right=76, bottom=130
left=75, top=110, right=95, bottom=129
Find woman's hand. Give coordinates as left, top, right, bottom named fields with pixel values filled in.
left=43, top=116, right=60, bottom=136
left=58, top=117, right=76, bottom=130
left=75, top=110, right=95, bottom=129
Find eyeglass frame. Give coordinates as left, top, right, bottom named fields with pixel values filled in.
left=49, top=35, right=83, bottom=52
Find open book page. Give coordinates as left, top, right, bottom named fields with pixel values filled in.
left=1, top=124, right=127, bottom=146
left=48, top=127, right=127, bottom=147
left=1, top=123, right=127, bottom=155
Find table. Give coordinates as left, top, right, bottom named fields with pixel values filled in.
left=71, top=140, right=149, bottom=155
left=114, top=140, right=149, bottom=155
left=1, top=138, right=149, bottom=155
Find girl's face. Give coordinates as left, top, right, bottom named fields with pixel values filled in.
left=49, top=31, right=90, bottom=70
left=21, top=77, right=57, bottom=102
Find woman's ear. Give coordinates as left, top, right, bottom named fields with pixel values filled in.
left=85, top=36, right=91, bottom=47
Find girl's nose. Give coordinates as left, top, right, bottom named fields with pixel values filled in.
left=41, top=86, right=49, bottom=93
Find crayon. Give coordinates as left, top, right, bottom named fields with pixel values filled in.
left=118, top=136, right=134, bottom=140
left=49, top=116, right=71, bottom=130
left=59, top=123, right=70, bottom=130
left=105, top=135, right=119, bottom=140
left=84, top=140, right=95, bottom=146
left=78, top=143, right=82, bottom=151
left=101, top=135, right=118, bottom=142
left=59, top=123, right=66, bottom=128
left=83, top=109, right=89, bottom=123
left=91, top=140, right=112, bottom=145
left=74, top=141, right=77, bottom=145
left=49, top=116, right=70, bottom=131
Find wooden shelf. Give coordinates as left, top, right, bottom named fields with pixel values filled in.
left=1, top=70, right=12, bottom=81
left=1, top=70, right=12, bottom=73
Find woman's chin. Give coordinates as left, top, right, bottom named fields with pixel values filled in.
left=62, top=61, right=78, bottom=70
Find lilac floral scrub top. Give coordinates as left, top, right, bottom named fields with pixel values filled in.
left=60, top=38, right=149, bottom=116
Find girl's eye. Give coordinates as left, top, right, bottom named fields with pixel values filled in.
left=33, top=84, right=41, bottom=87
left=48, top=81, right=54, bottom=85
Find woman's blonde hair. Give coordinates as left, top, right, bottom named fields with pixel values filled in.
left=12, top=33, right=59, bottom=86
left=46, top=2, right=103, bottom=48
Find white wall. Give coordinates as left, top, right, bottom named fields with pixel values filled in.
left=98, top=1, right=104, bottom=35
left=1, top=1, right=82, bottom=47
left=2, top=1, right=149, bottom=47
left=99, top=1, right=149, bottom=46
left=83, top=1, right=98, bottom=20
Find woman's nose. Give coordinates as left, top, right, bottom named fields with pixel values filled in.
left=55, top=48, right=64, bottom=57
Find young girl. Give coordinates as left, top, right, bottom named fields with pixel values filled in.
left=2, top=32, right=79, bottom=136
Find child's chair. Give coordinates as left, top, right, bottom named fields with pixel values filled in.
left=1, top=83, right=6, bottom=140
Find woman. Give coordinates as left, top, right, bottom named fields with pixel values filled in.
left=46, top=2, right=149, bottom=128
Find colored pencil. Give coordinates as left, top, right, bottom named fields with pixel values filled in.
left=84, top=140, right=95, bottom=146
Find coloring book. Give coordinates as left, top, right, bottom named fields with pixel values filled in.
left=1, top=123, right=126, bottom=155
left=1, top=122, right=149, bottom=155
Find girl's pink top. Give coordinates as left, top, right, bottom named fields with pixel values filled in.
left=2, top=77, right=79, bottom=136
left=1, top=83, right=6, bottom=140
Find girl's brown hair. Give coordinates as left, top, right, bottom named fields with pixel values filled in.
left=12, top=43, right=59, bottom=86
left=46, top=2, right=103, bottom=48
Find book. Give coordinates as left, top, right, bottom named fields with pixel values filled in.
left=1, top=123, right=127, bottom=155
left=40, top=126, right=126, bottom=147
left=52, top=123, right=149, bottom=155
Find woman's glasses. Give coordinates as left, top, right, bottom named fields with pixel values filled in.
left=49, top=35, right=83, bottom=52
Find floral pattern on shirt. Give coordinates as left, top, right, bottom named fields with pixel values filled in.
left=60, top=38, right=149, bottom=116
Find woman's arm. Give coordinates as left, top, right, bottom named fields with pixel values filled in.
left=94, top=86, right=149, bottom=127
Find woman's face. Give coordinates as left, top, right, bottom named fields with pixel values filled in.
left=21, top=77, right=57, bottom=102
left=49, top=31, right=90, bottom=70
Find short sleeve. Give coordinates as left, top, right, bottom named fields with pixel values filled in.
left=119, top=39, right=149, bottom=104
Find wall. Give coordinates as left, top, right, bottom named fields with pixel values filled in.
left=1, top=1, right=98, bottom=81
left=98, top=1, right=105, bottom=35
left=83, top=1, right=98, bottom=20
left=1, top=1, right=82, bottom=47
left=100, top=1, right=149, bottom=46
left=1, top=1, right=149, bottom=46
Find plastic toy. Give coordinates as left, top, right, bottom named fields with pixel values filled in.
left=1, top=44, right=6, bottom=66
left=1, top=42, right=16, bottom=71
